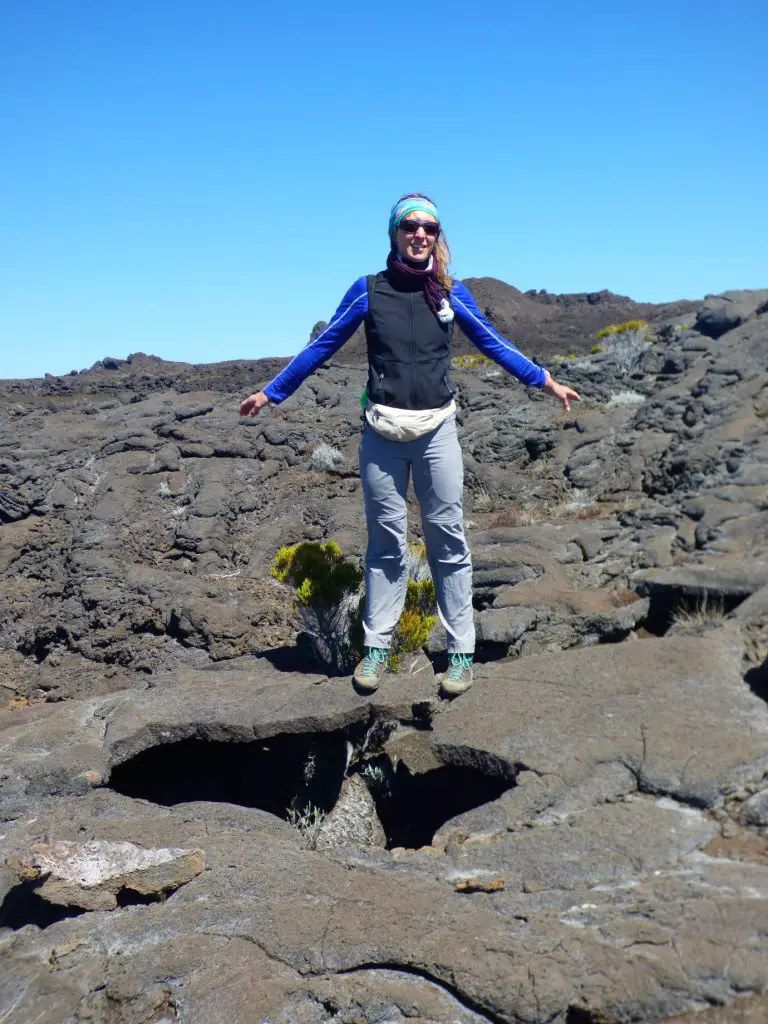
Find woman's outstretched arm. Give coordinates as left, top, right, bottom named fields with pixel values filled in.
left=451, top=280, right=580, bottom=411
left=240, top=277, right=369, bottom=416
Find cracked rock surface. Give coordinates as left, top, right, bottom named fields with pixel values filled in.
left=1, top=647, right=766, bottom=1022
left=1, top=288, right=767, bottom=1022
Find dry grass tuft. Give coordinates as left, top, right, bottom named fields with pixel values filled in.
left=489, top=507, right=539, bottom=528
left=668, top=597, right=727, bottom=636
left=473, top=487, right=494, bottom=513
left=490, top=499, right=604, bottom=528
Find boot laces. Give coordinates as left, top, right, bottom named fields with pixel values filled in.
left=447, top=653, right=473, bottom=681
left=362, top=646, right=388, bottom=673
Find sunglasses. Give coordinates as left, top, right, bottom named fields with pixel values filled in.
left=398, top=219, right=440, bottom=237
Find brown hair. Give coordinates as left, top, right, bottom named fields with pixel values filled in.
left=433, top=233, right=453, bottom=292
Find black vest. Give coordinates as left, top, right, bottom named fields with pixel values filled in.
left=364, top=271, right=455, bottom=410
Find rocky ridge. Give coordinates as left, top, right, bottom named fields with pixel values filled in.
left=0, top=287, right=767, bottom=1022
left=324, top=276, right=699, bottom=366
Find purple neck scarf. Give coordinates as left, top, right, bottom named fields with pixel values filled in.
left=386, top=249, right=449, bottom=321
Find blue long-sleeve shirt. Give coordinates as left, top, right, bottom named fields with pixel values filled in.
left=262, top=276, right=546, bottom=403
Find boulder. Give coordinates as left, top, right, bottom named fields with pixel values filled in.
left=314, top=775, right=386, bottom=850
left=6, top=839, right=203, bottom=911
left=475, top=605, right=537, bottom=644
left=695, top=289, right=768, bottom=339
left=740, top=791, right=768, bottom=828
left=633, top=561, right=768, bottom=602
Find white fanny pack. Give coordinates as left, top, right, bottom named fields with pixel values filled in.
left=365, top=400, right=456, bottom=442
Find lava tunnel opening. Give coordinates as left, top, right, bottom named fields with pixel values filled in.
left=108, top=732, right=350, bottom=820
left=473, top=641, right=517, bottom=665
left=368, top=759, right=516, bottom=850
left=745, top=659, right=768, bottom=705
left=642, top=588, right=746, bottom=636
left=108, top=730, right=516, bottom=851
left=565, top=1010, right=599, bottom=1024
left=0, top=881, right=86, bottom=930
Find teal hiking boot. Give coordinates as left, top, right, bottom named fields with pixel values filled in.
left=353, top=646, right=389, bottom=693
left=440, top=652, right=474, bottom=696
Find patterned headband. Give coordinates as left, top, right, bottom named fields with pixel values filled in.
left=388, top=196, right=441, bottom=241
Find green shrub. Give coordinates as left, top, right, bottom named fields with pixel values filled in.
left=596, top=320, right=649, bottom=339
left=451, top=353, right=493, bottom=369
left=405, top=576, right=436, bottom=622
left=408, top=540, right=427, bottom=562
left=271, top=541, right=363, bottom=673
left=271, top=540, right=437, bottom=674
left=271, top=540, right=362, bottom=607
left=388, top=577, right=438, bottom=671
left=590, top=344, right=603, bottom=355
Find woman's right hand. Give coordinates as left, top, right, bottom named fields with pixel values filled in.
left=239, top=391, right=270, bottom=417
left=541, top=372, right=581, bottom=413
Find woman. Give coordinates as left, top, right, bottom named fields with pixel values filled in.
left=240, top=193, right=580, bottom=696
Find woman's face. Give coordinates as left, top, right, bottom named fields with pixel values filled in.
left=395, top=212, right=439, bottom=262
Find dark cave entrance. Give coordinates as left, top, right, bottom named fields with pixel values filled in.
left=109, top=732, right=350, bottom=820
left=362, top=756, right=515, bottom=850
left=0, top=881, right=86, bottom=930
left=107, top=729, right=516, bottom=851
left=640, top=587, right=747, bottom=636
left=0, top=879, right=170, bottom=932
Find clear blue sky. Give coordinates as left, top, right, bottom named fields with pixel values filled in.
left=2, top=0, right=766, bottom=379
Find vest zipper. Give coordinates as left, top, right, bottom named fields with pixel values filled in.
left=410, top=291, right=416, bottom=408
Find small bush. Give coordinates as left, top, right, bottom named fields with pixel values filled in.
left=590, top=344, right=603, bottom=355
left=286, top=802, right=326, bottom=848
left=272, top=540, right=362, bottom=606
left=388, top=577, right=438, bottom=671
left=405, top=540, right=431, bottom=582
left=596, top=320, right=649, bottom=339
left=271, top=539, right=438, bottom=674
left=602, top=329, right=651, bottom=379
left=451, top=353, right=492, bottom=369
left=309, top=443, right=344, bottom=473
left=271, top=541, right=363, bottom=673
left=605, top=389, right=647, bottom=408
left=359, top=761, right=390, bottom=795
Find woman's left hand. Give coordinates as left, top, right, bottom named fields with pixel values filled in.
left=542, top=372, right=581, bottom=412
left=239, top=391, right=270, bottom=417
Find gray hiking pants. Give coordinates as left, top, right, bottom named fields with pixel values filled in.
left=359, top=414, right=475, bottom=653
